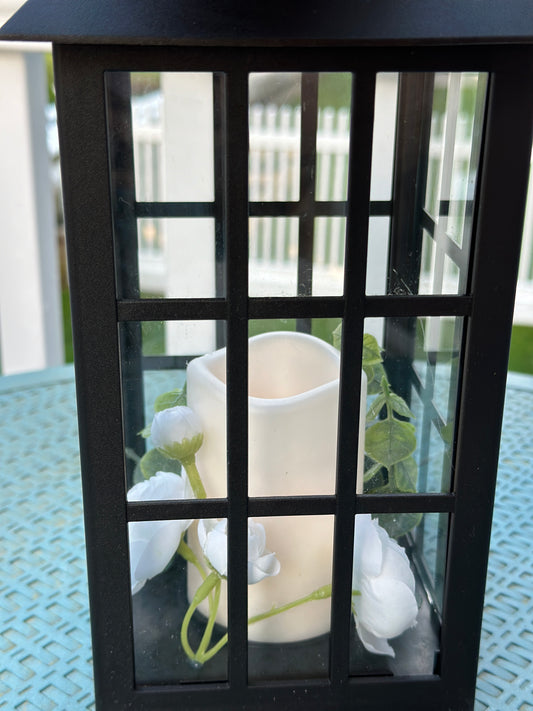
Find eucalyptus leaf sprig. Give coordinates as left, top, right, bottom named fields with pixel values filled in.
left=332, top=325, right=421, bottom=538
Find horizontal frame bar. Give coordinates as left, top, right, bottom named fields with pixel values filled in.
left=127, top=492, right=455, bottom=522
left=117, top=294, right=472, bottom=322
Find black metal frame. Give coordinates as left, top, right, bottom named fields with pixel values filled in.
left=52, top=43, right=533, bottom=710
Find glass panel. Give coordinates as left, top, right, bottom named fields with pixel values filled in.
left=131, top=517, right=228, bottom=684
left=366, top=72, right=487, bottom=296
left=363, top=317, right=462, bottom=494
left=349, top=511, right=445, bottom=677
left=119, top=320, right=226, bottom=497
left=249, top=73, right=301, bottom=202
left=366, top=217, right=390, bottom=295
left=136, top=217, right=219, bottom=299
left=371, top=73, right=399, bottom=202
left=106, top=72, right=224, bottom=300
left=249, top=73, right=351, bottom=299
left=315, top=72, right=352, bottom=202
left=249, top=216, right=299, bottom=297
left=312, top=217, right=346, bottom=296
left=248, top=515, right=334, bottom=682
left=247, top=319, right=345, bottom=497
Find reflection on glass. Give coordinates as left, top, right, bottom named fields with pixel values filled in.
left=248, top=515, right=333, bottom=682
left=362, top=317, right=462, bottom=495
left=350, top=511, right=445, bottom=677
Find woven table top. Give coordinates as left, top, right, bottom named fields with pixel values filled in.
left=1, top=366, right=532, bottom=710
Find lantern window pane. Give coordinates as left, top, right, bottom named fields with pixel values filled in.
left=363, top=316, right=462, bottom=494
left=249, top=73, right=302, bottom=202
left=312, top=217, right=346, bottom=296
left=246, top=320, right=345, bottom=497
left=366, top=71, right=486, bottom=297
left=119, top=319, right=227, bottom=497
left=247, top=514, right=334, bottom=682
left=370, top=73, right=399, bottom=202
left=131, top=516, right=228, bottom=684
left=132, top=72, right=217, bottom=203
left=349, top=511, right=445, bottom=677
left=249, top=216, right=299, bottom=296
left=424, top=72, right=487, bottom=250
left=135, top=217, right=221, bottom=299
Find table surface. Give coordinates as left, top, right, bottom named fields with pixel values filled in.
left=1, top=365, right=532, bottom=710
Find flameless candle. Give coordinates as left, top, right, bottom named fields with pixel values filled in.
left=187, top=331, right=367, bottom=642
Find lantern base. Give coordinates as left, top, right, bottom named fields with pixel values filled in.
left=132, top=555, right=440, bottom=685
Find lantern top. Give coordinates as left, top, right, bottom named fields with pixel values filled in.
left=0, top=0, right=532, bottom=46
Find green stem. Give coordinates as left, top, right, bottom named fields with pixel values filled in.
left=180, top=572, right=219, bottom=662
left=182, top=457, right=207, bottom=500
left=200, top=584, right=334, bottom=663
left=196, top=578, right=221, bottom=661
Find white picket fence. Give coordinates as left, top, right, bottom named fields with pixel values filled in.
left=134, top=98, right=533, bottom=319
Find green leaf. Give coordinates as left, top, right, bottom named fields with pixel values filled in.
left=362, top=333, right=383, bottom=368
left=365, top=419, right=417, bottom=468
left=366, top=362, right=387, bottom=395
left=366, top=394, right=387, bottom=422
left=140, top=447, right=182, bottom=479
left=389, top=456, right=418, bottom=493
left=374, top=512, right=422, bottom=539
left=154, top=387, right=187, bottom=413
left=138, top=425, right=151, bottom=438
left=363, top=460, right=384, bottom=482
left=387, top=392, right=415, bottom=420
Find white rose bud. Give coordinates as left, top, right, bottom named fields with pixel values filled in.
left=198, top=518, right=281, bottom=584
left=150, top=405, right=204, bottom=463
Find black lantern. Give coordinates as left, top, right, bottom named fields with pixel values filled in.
left=2, top=2, right=533, bottom=709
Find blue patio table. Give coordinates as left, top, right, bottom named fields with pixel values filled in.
left=1, top=366, right=532, bottom=710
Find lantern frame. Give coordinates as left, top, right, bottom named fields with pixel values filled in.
left=2, top=3, right=533, bottom=709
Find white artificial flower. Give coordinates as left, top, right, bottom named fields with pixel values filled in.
left=198, top=518, right=281, bottom=584
left=352, top=514, right=418, bottom=657
left=127, top=471, right=195, bottom=595
left=150, top=405, right=203, bottom=461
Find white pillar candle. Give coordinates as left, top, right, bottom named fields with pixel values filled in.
left=187, top=331, right=367, bottom=642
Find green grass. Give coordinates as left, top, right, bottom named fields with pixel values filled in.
left=508, top=325, right=533, bottom=375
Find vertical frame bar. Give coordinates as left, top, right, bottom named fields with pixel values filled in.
left=297, top=72, right=319, bottom=332
left=330, top=70, right=376, bottom=692
left=53, top=45, right=135, bottom=707
left=441, top=58, right=533, bottom=709
left=105, top=71, right=146, bottom=486
left=224, top=68, right=250, bottom=690
left=213, top=73, right=228, bottom=348
left=384, top=72, right=434, bottom=404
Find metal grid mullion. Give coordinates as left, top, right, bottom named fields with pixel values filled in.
left=297, top=72, right=319, bottom=332
left=329, top=70, right=376, bottom=691
left=224, top=69, right=250, bottom=691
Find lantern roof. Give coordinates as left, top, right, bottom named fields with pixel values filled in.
left=0, top=0, right=532, bottom=46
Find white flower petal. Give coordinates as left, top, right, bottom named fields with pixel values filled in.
left=355, top=576, right=418, bottom=640
left=134, top=520, right=191, bottom=581
left=151, top=406, right=202, bottom=450
left=355, top=618, right=395, bottom=657
left=353, top=514, right=383, bottom=584
left=126, top=471, right=195, bottom=595
left=247, top=520, right=266, bottom=560
left=352, top=515, right=418, bottom=654
left=248, top=552, right=281, bottom=584
left=204, top=527, right=228, bottom=577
